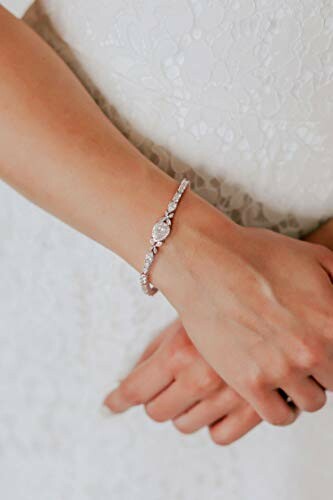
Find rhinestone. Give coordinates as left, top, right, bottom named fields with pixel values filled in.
left=152, top=220, right=171, bottom=242
left=145, top=252, right=153, bottom=262
left=140, top=178, right=189, bottom=296
left=168, top=201, right=177, bottom=212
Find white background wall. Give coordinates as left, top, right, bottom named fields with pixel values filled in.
left=2, top=0, right=32, bottom=17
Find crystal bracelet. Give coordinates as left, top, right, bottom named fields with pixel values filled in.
left=139, top=178, right=190, bottom=296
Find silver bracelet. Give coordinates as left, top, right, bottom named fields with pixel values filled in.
left=139, top=178, right=190, bottom=296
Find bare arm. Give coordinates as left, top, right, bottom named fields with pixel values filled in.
left=0, top=6, right=228, bottom=288
left=2, top=6, right=333, bottom=427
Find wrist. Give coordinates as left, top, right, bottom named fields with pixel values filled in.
left=152, top=187, right=241, bottom=308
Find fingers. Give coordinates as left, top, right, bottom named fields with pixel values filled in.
left=236, top=338, right=326, bottom=426
left=135, top=319, right=181, bottom=366
left=173, top=388, right=262, bottom=444
left=104, top=321, right=200, bottom=414
left=173, top=387, right=243, bottom=434
left=134, top=330, right=167, bottom=366
left=104, top=351, right=173, bottom=413
left=104, top=315, right=267, bottom=445
left=105, top=320, right=186, bottom=413
left=145, top=359, right=222, bottom=422
left=280, top=376, right=326, bottom=413
left=209, top=404, right=262, bottom=445
left=311, top=366, right=333, bottom=392
left=246, top=384, right=298, bottom=426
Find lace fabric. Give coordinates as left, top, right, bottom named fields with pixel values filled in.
left=24, top=0, right=333, bottom=237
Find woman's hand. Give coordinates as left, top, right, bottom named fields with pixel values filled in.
left=105, top=220, right=333, bottom=444
left=153, top=203, right=333, bottom=427
left=105, top=319, right=262, bottom=445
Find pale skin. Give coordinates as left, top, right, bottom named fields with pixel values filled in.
left=105, top=223, right=333, bottom=445
left=1, top=6, right=333, bottom=435
left=107, top=318, right=263, bottom=445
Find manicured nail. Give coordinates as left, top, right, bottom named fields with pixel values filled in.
left=173, top=415, right=185, bottom=425
left=99, top=404, right=115, bottom=417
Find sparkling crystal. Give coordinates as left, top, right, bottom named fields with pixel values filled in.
left=145, top=252, right=153, bottom=263
left=152, top=220, right=170, bottom=242
left=168, top=201, right=177, bottom=212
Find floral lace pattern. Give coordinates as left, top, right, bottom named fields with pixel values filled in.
left=1, top=2, right=333, bottom=499
left=24, top=0, right=333, bottom=237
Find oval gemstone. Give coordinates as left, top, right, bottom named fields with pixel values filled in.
left=152, top=220, right=170, bottom=242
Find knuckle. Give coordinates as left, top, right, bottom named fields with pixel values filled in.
left=294, top=341, right=325, bottom=371
left=272, top=360, right=295, bottom=384
left=196, top=367, right=220, bottom=393
left=169, top=344, right=196, bottom=370
left=280, top=360, right=295, bottom=379
left=247, top=370, right=267, bottom=395
left=223, top=388, right=242, bottom=408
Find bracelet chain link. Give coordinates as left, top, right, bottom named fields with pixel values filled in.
left=139, top=178, right=190, bottom=295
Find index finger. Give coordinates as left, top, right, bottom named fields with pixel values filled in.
left=104, top=348, right=174, bottom=413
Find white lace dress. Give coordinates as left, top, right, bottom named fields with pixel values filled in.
left=1, top=1, right=333, bottom=499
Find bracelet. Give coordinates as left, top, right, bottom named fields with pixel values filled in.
left=139, top=177, right=190, bottom=296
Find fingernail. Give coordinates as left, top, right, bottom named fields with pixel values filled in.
left=99, top=404, right=115, bottom=417
left=173, top=415, right=184, bottom=425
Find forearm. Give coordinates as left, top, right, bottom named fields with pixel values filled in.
left=0, top=7, right=236, bottom=295
left=0, top=7, right=178, bottom=271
